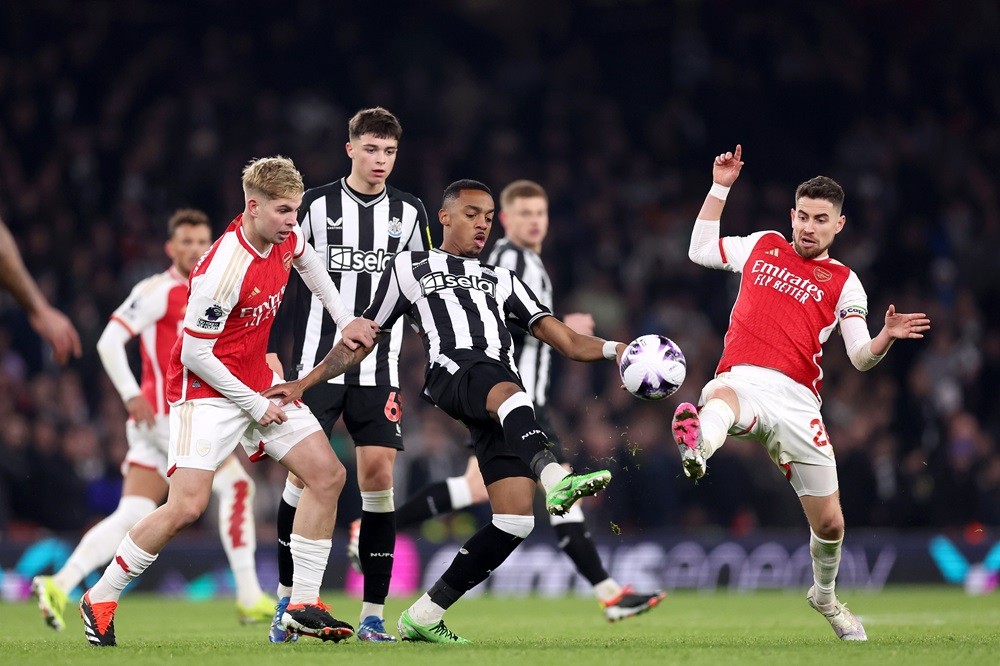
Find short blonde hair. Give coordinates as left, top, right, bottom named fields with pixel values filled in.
left=500, top=179, right=547, bottom=210
left=241, top=156, right=304, bottom=201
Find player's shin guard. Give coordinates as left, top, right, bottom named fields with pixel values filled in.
left=276, top=480, right=302, bottom=596
left=550, top=506, right=609, bottom=586
left=213, top=460, right=262, bottom=607
left=88, top=534, right=157, bottom=603
left=431, top=515, right=534, bottom=609
left=810, top=530, right=843, bottom=606
left=359, top=489, right=395, bottom=609
left=289, top=534, right=331, bottom=604
left=699, top=398, right=736, bottom=456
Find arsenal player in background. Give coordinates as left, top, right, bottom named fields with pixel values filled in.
left=672, top=145, right=930, bottom=642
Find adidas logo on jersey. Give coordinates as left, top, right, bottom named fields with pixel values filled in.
left=327, top=217, right=343, bottom=229
left=765, top=248, right=779, bottom=257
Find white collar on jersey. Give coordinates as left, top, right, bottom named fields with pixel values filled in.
left=340, top=178, right=388, bottom=208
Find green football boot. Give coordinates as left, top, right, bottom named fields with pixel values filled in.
left=397, top=610, right=470, bottom=644
left=31, top=576, right=69, bottom=631
left=545, top=470, right=612, bottom=516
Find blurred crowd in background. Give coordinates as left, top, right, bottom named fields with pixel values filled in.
left=1, top=1, right=998, bottom=542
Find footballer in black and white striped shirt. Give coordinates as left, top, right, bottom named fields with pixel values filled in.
left=263, top=180, right=622, bottom=642
left=264, top=107, right=430, bottom=641
left=390, top=180, right=664, bottom=622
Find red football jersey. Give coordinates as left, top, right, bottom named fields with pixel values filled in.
left=108, top=265, right=188, bottom=414
left=166, top=215, right=304, bottom=403
left=714, top=231, right=868, bottom=397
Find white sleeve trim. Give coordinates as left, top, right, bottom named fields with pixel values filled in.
left=293, top=243, right=353, bottom=329
left=841, top=315, right=884, bottom=371
left=96, top=319, right=142, bottom=403
left=179, top=333, right=269, bottom=421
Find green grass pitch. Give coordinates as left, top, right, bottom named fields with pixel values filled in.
left=3, top=587, right=998, bottom=665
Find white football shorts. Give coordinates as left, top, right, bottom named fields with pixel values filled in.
left=123, top=415, right=170, bottom=479
left=167, top=393, right=322, bottom=474
left=701, top=365, right=839, bottom=495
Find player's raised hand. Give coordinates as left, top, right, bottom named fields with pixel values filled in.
left=713, top=144, right=744, bottom=187
left=340, top=317, right=379, bottom=350
left=883, top=304, right=930, bottom=340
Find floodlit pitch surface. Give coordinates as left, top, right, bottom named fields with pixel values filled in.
left=4, top=587, right=998, bottom=665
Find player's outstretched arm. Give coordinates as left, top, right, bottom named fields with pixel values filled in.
left=689, top=145, right=744, bottom=268
left=842, top=304, right=931, bottom=371
left=531, top=316, right=625, bottom=363
left=293, top=243, right=378, bottom=349
left=262, top=332, right=388, bottom=406
left=872, top=304, right=931, bottom=355
left=0, top=216, right=82, bottom=364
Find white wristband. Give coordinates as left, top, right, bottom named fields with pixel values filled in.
left=709, top=183, right=731, bottom=201
left=602, top=340, right=622, bottom=360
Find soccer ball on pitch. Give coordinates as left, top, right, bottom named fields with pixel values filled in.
left=619, top=334, right=686, bottom=400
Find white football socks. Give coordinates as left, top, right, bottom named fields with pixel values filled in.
left=446, top=476, right=474, bottom=510
left=698, top=398, right=736, bottom=456
left=214, top=460, right=262, bottom=607
left=539, top=463, right=569, bottom=493
left=53, top=495, right=156, bottom=593
left=289, top=534, right=331, bottom=605
left=408, top=593, right=446, bottom=625
left=88, top=533, right=158, bottom=603
left=594, top=578, right=624, bottom=603
left=810, top=530, right=843, bottom=606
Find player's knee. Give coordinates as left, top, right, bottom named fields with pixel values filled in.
left=813, top=513, right=845, bottom=540
left=305, top=458, right=347, bottom=503
left=167, top=496, right=209, bottom=530
left=358, top=462, right=394, bottom=491
left=492, top=513, right=534, bottom=539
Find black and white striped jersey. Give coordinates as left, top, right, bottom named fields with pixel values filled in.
left=269, top=178, right=431, bottom=386
left=363, top=249, right=552, bottom=377
left=487, top=238, right=553, bottom=406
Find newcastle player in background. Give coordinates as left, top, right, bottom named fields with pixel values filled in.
left=266, top=107, right=431, bottom=643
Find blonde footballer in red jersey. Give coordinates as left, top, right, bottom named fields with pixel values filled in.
left=31, top=210, right=275, bottom=632
left=79, top=157, right=379, bottom=647
left=673, top=145, right=929, bottom=642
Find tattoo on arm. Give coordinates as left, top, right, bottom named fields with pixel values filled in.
left=315, top=331, right=390, bottom=382
left=318, top=343, right=361, bottom=382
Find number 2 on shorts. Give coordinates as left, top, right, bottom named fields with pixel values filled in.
left=809, top=418, right=830, bottom=447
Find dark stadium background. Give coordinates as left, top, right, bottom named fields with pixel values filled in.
left=1, top=1, right=997, bottom=595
